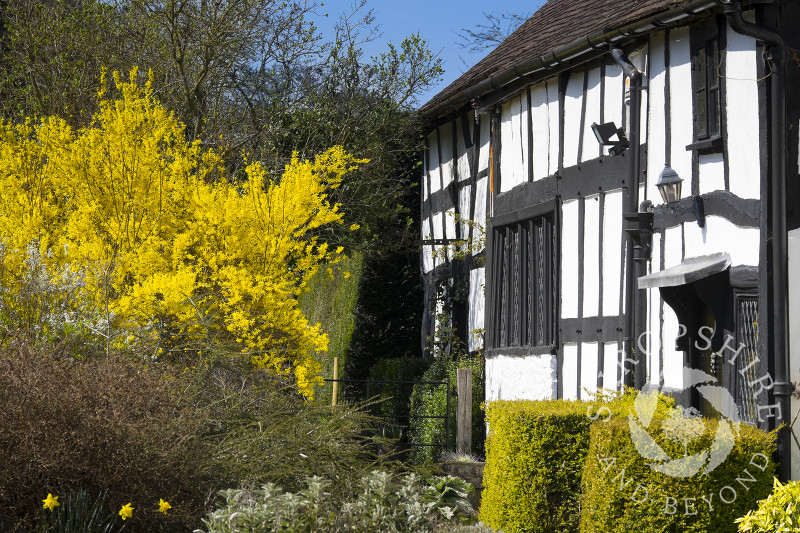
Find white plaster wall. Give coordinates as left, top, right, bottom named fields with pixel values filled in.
left=664, top=224, right=684, bottom=268
left=602, top=191, right=624, bottom=316
left=473, top=177, right=488, bottom=252
left=479, top=115, right=491, bottom=171
left=458, top=184, right=471, bottom=254
left=531, top=80, right=558, bottom=181
left=682, top=216, right=759, bottom=267
left=580, top=342, right=599, bottom=400
left=562, top=344, right=579, bottom=399
left=431, top=211, right=444, bottom=263
left=647, top=231, right=663, bottom=386
left=726, top=16, right=761, bottom=200
left=422, top=145, right=429, bottom=204
left=603, top=342, right=621, bottom=390
left=468, top=267, right=485, bottom=353
left=455, top=117, right=471, bottom=183
left=500, top=95, right=529, bottom=192
left=698, top=153, right=726, bottom=194
left=789, top=228, right=800, bottom=480
left=547, top=79, right=561, bottom=176
left=662, top=225, right=685, bottom=390
left=604, top=63, right=624, bottom=158
left=583, top=195, right=601, bottom=317
left=439, top=124, right=455, bottom=190
left=563, top=71, right=584, bottom=168
left=562, top=200, right=580, bottom=318
left=669, top=28, right=693, bottom=199
left=647, top=31, right=668, bottom=205
left=582, top=67, right=603, bottom=162
left=485, top=354, right=558, bottom=402
left=443, top=209, right=457, bottom=262
left=662, top=301, right=685, bottom=390
left=428, top=131, right=441, bottom=194
left=421, top=217, right=434, bottom=273
left=631, top=44, right=649, bottom=143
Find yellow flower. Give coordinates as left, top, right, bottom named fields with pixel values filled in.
left=42, top=494, right=60, bottom=511
left=158, top=499, right=171, bottom=515
left=349, top=223, right=360, bottom=231
left=119, top=503, right=134, bottom=520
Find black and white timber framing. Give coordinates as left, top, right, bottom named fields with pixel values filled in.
left=419, top=0, right=800, bottom=479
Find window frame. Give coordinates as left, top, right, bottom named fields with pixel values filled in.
left=687, top=17, right=725, bottom=153
left=486, top=203, right=558, bottom=353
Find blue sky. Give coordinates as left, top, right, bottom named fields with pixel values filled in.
left=317, top=1, right=546, bottom=107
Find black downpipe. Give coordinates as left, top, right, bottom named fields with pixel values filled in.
left=610, top=47, right=646, bottom=389
left=723, top=0, right=791, bottom=481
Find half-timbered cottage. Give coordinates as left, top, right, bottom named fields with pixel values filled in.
left=418, top=0, right=800, bottom=478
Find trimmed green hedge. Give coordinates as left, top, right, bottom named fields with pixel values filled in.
left=581, top=415, right=776, bottom=533
left=480, top=400, right=590, bottom=533
left=479, top=393, right=776, bottom=533
left=479, top=392, right=673, bottom=533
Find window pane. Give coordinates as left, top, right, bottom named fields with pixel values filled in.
left=693, top=46, right=708, bottom=139
left=510, top=225, right=520, bottom=346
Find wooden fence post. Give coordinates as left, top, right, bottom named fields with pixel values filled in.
left=456, top=368, right=472, bottom=455
left=332, top=357, right=339, bottom=406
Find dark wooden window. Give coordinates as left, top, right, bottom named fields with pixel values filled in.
left=733, top=293, right=759, bottom=425
left=690, top=18, right=723, bottom=150
left=489, top=213, right=556, bottom=349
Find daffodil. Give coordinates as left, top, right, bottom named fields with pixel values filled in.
left=42, top=494, right=60, bottom=511
left=158, top=499, right=171, bottom=515
left=119, top=503, right=134, bottom=520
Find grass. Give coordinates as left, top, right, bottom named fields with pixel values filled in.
left=298, top=251, right=364, bottom=404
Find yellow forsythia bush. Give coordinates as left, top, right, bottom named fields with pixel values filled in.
left=0, top=68, right=364, bottom=397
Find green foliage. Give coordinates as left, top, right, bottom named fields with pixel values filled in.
left=0, top=0, right=441, bottom=255
left=0, top=342, right=381, bottom=531
left=480, top=399, right=594, bottom=533
left=736, top=478, right=800, bottom=532
left=343, top=249, right=424, bottom=390
left=408, top=355, right=484, bottom=464
left=40, top=489, right=123, bottom=533
left=368, top=356, right=431, bottom=424
left=581, top=416, right=775, bottom=533
left=479, top=391, right=668, bottom=533
left=298, top=252, right=364, bottom=403
left=196, top=471, right=475, bottom=533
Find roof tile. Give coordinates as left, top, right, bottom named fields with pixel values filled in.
left=421, top=0, right=693, bottom=117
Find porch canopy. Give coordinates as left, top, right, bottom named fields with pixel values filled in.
left=638, top=252, right=731, bottom=289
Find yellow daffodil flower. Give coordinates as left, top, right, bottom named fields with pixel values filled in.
left=42, top=494, right=60, bottom=511
left=119, top=503, right=134, bottom=520
left=158, top=499, right=171, bottom=515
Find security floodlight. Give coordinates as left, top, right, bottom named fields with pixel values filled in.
left=591, top=121, right=629, bottom=155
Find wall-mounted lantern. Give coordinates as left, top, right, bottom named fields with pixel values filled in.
left=656, top=165, right=705, bottom=228
left=656, top=165, right=683, bottom=204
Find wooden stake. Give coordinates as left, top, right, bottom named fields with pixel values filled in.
left=456, top=368, right=472, bottom=455
left=332, top=357, right=339, bottom=406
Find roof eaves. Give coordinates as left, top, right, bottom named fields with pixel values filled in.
left=421, top=0, right=721, bottom=122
